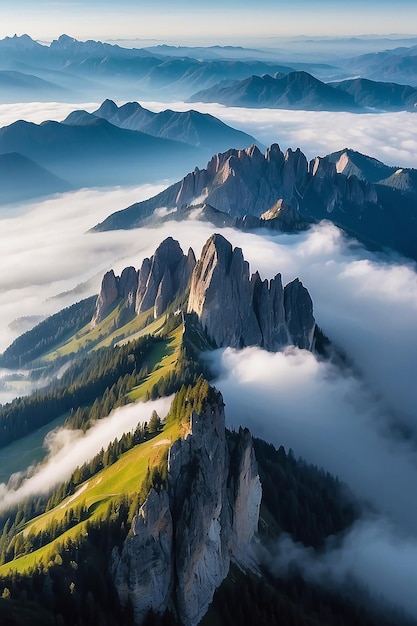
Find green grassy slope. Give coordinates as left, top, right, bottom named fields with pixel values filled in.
left=0, top=417, right=183, bottom=576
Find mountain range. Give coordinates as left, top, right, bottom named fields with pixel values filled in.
left=2, top=33, right=417, bottom=105
left=94, top=143, right=417, bottom=262
left=340, top=43, right=417, bottom=84
left=2, top=30, right=417, bottom=626
left=0, top=101, right=259, bottom=200
left=64, top=99, right=260, bottom=154
left=0, top=34, right=298, bottom=101
left=189, top=71, right=417, bottom=111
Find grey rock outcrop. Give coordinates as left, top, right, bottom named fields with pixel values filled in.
left=187, top=234, right=262, bottom=348
left=91, top=266, right=139, bottom=327
left=95, top=142, right=379, bottom=235
left=188, top=233, right=315, bottom=351
left=111, top=391, right=261, bottom=626
left=92, top=234, right=316, bottom=351
left=112, top=490, right=173, bottom=624
left=136, top=237, right=195, bottom=318
left=91, top=269, right=119, bottom=327
left=284, top=278, right=315, bottom=350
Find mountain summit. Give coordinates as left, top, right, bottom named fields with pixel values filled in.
left=92, top=233, right=316, bottom=352
left=93, top=142, right=417, bottom=261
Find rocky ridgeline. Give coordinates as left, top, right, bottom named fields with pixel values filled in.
left=92, top=237, right=196, bottom=326
left=92, top=233, right=315, bottom=351
left=95, top=143, right=378, bottom=232
left=179, top=144, right=377, bottom=219
left=111, top=391, right=262, bottom=626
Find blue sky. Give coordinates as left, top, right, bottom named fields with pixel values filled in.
left=2, top=0, right=417, bottom=43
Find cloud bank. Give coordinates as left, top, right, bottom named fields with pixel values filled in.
left=0, top=395, right=172, bottom=512
left=208, top=345, right=417, bottom=533
left=2, top=100, right=417, bottom=170
left=144, top=100, right=417, bottom=169
left=0, top=183, right=170, bottom=352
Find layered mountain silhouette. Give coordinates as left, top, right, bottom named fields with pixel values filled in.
left=0, top=152, right=71, bottom=204
left=189, top=71, right=417, bottom=111
left=0, top=100, right=262, bottom=199
left=189, top=71, right=358, bottom=110
left=94, top=143, right=417, bottom=261
left=339, top=44, right=417, bottom=84
left=0, top=70, right=66, bottom=102
left=332, top=77, right=417, bottom=110
left=0, top=117, right=203, bottom=188
left=0, top=34, right=297, bottom=101
left=63, top=99, right=260, bottom=154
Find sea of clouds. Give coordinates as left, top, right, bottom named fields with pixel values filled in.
left=1, top=100, right=417, bottom=618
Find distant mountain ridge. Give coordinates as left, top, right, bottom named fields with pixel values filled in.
left=339, top=44, right=417, bottom=85
left=189, top=70, right=417, bottom=111
left=0, top=101, right=260, bottom=199
left=93, top=143, right=417, bottom=261
left=189, top=71, right=359, bottom=111
left=63, top=99, right=261, bottom=154
left=0, top=117, right=200, bottom=188
left=0, top=152, right=71, bottom=204
left=0, top=33, right=298, bottom=101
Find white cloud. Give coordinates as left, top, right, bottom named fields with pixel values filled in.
left=3, top=101, right=417, bottom=171
left=142, top=100, right=417, bottom=169
left=0, top=396, right=172, bottom=511
left=0, top=183, right=170, bottom=352
left=208, top=344, right=417, bottom=533
left=0, top=101, right=99, bottom=128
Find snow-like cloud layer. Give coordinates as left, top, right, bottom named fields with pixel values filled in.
left=144, top=100, right=417, bottom=169
left=0, top=396, right=172, bottom=511
left=2, top=100, right=417, bottom=170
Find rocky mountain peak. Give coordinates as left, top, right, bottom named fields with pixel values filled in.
left=136, top=237, right=192, bottom=318
left=92, top=234, right=315, bottom=351
left=112, top=389, right=261, bottom=626
left=188, top=234, right=315, bottom=350
left=91, top=269, right=119, bottom=327
left=95, top=98, right=119, bottom=119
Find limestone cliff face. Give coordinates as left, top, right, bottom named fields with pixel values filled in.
left=91, top=239, right=196, bottom=327
left=112, top=490, right=173, bottom=624
left=91, top=266, right=139, bottom=327
left=186, top=234, right=262, bottom=349
left=188, top=233, right=315, bottom=351
left=111, top=393, right=261, bottom=626
left=284, top=278, right=315, bottom=350
left=135, top=237, right=195, bottom=318
left=91, top=270, right=121, bottom=327
left=92, top=234, right=316, bottom=352
left=124, top=142, right=376, bottom=225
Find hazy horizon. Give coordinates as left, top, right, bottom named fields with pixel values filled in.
left=2, top=0, right=417, bottom=44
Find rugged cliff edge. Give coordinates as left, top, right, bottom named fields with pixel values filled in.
left=187, top=233, right=315, bottom=350
left=92, top=234, right=315, bottom=351
left=93, top=142, right=417, bottom=261
left=93, top=143, right=377, bottom=232
left=111, top=390, right=262, bottom=626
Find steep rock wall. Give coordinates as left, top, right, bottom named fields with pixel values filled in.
left=111, top=393, right=261, bottom=626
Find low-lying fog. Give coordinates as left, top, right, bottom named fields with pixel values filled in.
left=1, top=100, right=417, bottom=168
